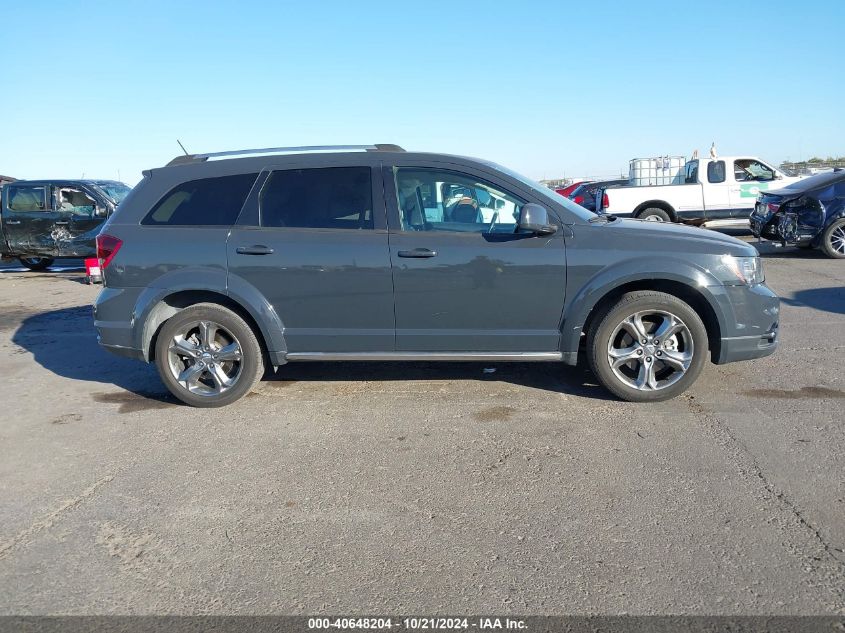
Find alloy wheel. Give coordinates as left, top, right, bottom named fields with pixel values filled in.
left=831, top=225, right=845, bottom=254
left=166, top=320, right=244, bottom=396
left=607, top=310, right=694, bottom=391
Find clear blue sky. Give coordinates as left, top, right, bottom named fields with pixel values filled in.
left=2, top=0, right=843, bottom=184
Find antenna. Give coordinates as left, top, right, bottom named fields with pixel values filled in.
left=177, top=139, right=189, bottom=156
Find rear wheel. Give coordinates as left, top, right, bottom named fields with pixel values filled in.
left=19, top=257, right=54, bottom=271
left=154, top=303, right=264, bottom=407
left=637, top=207, right=672, bottom=222
left=820, top=219, right=845, bottom=259
left=587, top=291, right=709, bottom=402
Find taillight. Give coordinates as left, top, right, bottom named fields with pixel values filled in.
left=96, top=234, right=123, bottom=269
left=767, top=203, right=781, bottom=213
left=602, top=193, right=609, bottom=209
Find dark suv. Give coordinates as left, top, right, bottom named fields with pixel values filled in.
left=93, top=145, right=779, bottom=407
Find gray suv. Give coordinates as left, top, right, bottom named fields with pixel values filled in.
left=93, top=145, right=779, bottom=407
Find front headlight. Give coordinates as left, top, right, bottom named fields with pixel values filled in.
left=721, top=255, right=765, bottom=285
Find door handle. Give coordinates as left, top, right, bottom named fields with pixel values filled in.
left=54, top=221, right=69, bottom=225
left=5, top=220, right=21, bottom=225
left=236, top=245, right=274, bottom=255
left=398, top=248, right=437, bottom=258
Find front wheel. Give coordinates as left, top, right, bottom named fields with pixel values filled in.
left=154, top=303, right=264, bottom=407
left=820, top=219, right=845, bottom=258
left=587, top=291, right=709, bottom=402
left=19, top=257, right=54, bottom=271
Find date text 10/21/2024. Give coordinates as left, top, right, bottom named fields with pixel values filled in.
left=307, top=618, right=527, bottom=630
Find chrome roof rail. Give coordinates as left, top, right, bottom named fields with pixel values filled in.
left=166, top=144, right=405, bottom=166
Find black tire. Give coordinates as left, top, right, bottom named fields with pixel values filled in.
left=637, top=207, right=672, bottom=222
left=586, top=291, right=709, bottom=402
left=154, top=303, right=264, bottom=408
left=820, top=219, right=845, bottom=259
left=19, top=257, right=54, bottom=271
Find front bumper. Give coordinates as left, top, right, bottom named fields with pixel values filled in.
left=712, top=282, right=779, bottom=364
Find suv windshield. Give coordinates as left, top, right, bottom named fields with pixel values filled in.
left=93, top=182, right=132, bottom=204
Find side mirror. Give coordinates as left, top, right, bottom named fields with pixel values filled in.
left=517, top=203, right=557, bottom=235
left=495, top=198, right=505, bottom=210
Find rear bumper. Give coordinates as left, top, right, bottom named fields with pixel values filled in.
left=93, top=286, right=145, bottom=361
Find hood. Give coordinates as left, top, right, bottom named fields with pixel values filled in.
left=598, top=217, right=758, bottom=257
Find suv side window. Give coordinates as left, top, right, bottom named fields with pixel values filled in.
left=707, top=160, right=726, bottom=184
left=142, top=173, right=258, bottom=226
left=7, top=185, right=47, bottom=212
left=395, top=168, right=524, bottom=233
left=259, top=167, right=373, bottom=229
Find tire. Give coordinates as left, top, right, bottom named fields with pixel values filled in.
left=154, top=303, right=264, bottom=408
left=637, top=207, right=672, bottom=222
left=586, top=291, right=709, bottom=402
left=820, top=219, right=845, bottom=259
left=19, top=257, right=54, bottom=271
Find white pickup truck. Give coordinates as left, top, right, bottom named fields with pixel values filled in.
left=598, top=156, right=803, bottom=223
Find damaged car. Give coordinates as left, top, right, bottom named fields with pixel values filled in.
left=0, top=179, right=131, bottom=270
left=750, top=171, right=845, bottom=258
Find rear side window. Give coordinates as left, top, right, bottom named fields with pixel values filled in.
left=142, top=173, right=258, bottom=226
left=7, top=185, right=47, bottom=211
left=707, top=160, right=726, bottom=183
left=259, top=167, right=373, bottom=229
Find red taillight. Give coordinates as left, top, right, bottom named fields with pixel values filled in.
left=96, top=234, right=122, bottom=269
left=767, top=203, right=781, bottom=213
left=602, top=193, right=609, bottom=209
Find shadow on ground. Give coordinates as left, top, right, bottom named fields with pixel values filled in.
left=267, top=361, right=615, bottom=400
left=781, top=286, right=845, bottom=315
left=11, top=305, right=170, bottom=406
left=13, top=306, right=616, bottom=406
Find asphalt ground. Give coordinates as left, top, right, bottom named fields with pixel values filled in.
left=0, top=239, right=843, bottom=615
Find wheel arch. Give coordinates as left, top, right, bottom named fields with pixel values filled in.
left=139, top=288, right=287, bottom=365
left=561, top=265, right=727, bottom=364
left=633, top=200, right=677, bottom=221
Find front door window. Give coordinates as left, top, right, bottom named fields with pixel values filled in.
left=395, top=169, right=524, bottom=234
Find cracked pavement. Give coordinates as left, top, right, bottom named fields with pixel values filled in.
left=0, top=240, right=843, bottom=614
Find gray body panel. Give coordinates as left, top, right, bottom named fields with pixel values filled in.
left=93, top=149, right=779, bottom=371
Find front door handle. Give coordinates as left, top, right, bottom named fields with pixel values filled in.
left=397, top=248, right=437, bottom=258
left=54, top=221, right=69, bottom=225
left=5, top=220, right=21, bottom=225
left=236, top=245, right=274, bottom=255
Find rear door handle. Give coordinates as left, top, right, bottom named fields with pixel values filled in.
left=5, top=220, right=21, bottom=225
left=236, top=245, right=274, bottom=255
left=397, top=248, right=437, bottom=258
left=54, top=221, right=69, bottom=225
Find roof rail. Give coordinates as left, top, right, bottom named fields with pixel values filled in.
left=166, top=144, right=405, bottom=166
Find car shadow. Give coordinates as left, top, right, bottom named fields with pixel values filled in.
left=11, top=305, right=171, bottom=405
left=266, top=361, right=615, bottom=400
left=755, top=243, right=828, bottom=259
left=14, top=306, right=615, bottom=405
left=781, top=287, right=845, bottom=315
